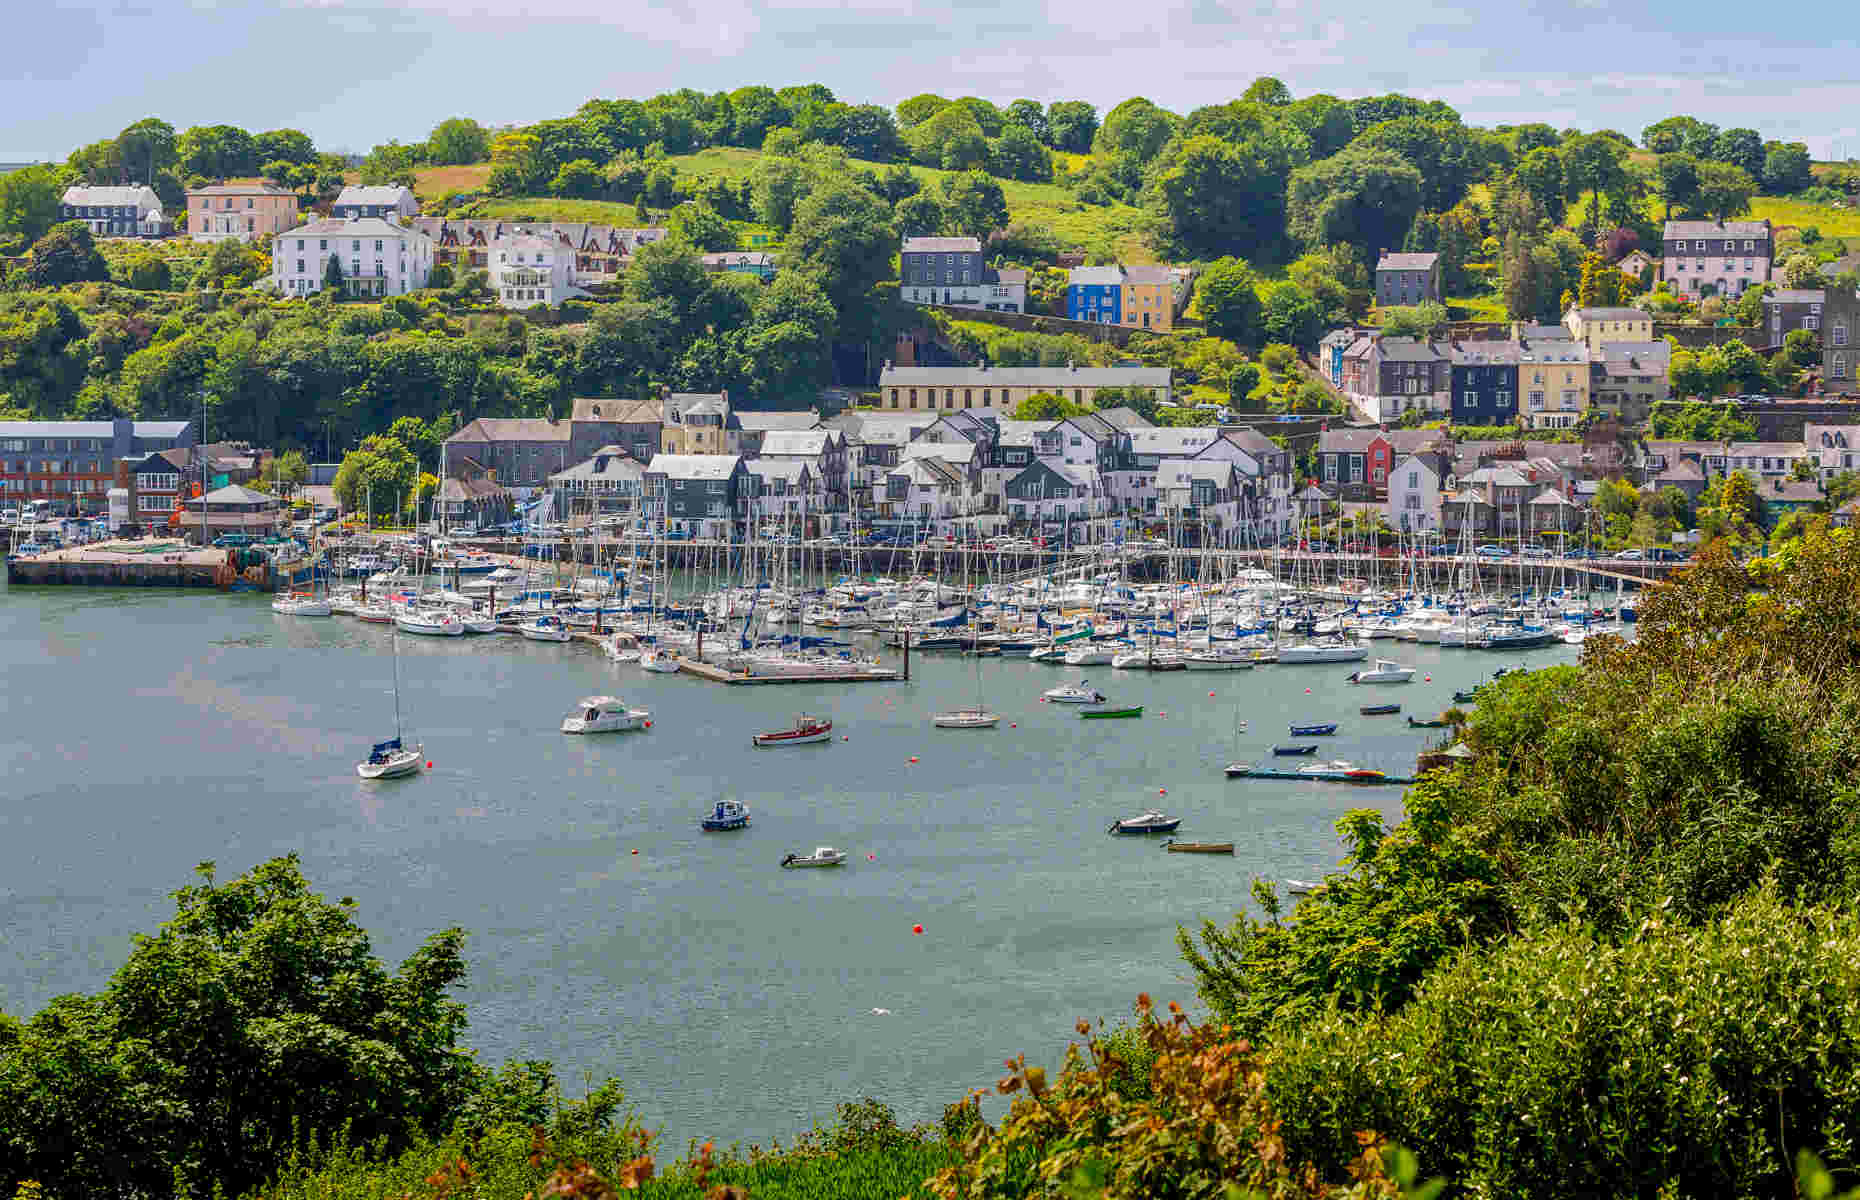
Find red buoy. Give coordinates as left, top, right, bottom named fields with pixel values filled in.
left=631, top=849, right=639, bottom=855
left=1158, top=787, right=1167, bottom=796
left=909, top=756, right=919, bottom=763
left=912, top=924, right=924, bottom=935
left=426, top=761, right=433, bottom=769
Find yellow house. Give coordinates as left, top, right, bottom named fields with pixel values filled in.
left=1120, top=265, right=1179, bottom=333
left=1562, top=306, right=1654, bottom=351
left=1519, top=338, right=1591, bottom=431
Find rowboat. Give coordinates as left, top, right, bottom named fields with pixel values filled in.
left=753, top=714, right=833, bottom=747
left=1407, top=715, right=1450, bottom=728
left=1163, top=840, right=1234, bottom=854
left=700, top=800, right=750, bottom=831
left=780, top=846, right=846, bottom=868
left=1272, top=743, right=1319, bottom=756
left=1289, top=722, right=1338, bottom=736
left=1080, top=705, right=1143, bottom=719
left=1360, top=703, right=1402, bottom=716
left=1107, top=809, right=1180, bottom=835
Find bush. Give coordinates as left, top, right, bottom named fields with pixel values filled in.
left=125, top=254, right=172, bottom=291
left=1260, top=342, right=1296, bottom=373
left=1273, top=889, right=1860, bottom=1198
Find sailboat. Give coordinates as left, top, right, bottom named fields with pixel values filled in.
left=356, top=630, right=424, bottom=779
left=933, top=500, right=999, bottom=729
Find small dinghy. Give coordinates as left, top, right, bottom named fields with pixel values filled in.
left=1289, top=722, right=1338, bottom=736
left=1164, top=840, right=1234, bottom=854
left=1272, top=743, right=1319, bottom=756
left=1407, top=714, right=1450, bottom=728
left=700, top=799, right=750, bottom=831
left=780, top=846, right=846, bottom=869
left=1080, top=704, right=1143, bottom=719
left=1360, top=703, right=1402, bottom=716
left=1107, top=809, right=1181, bottom=835
left=753, top=714, right=833, bottom=747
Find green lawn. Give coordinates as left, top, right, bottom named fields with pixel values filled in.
left=1446, top=293, right=1509, bottom=322
left=1564, top=189, right=1860, bottom=239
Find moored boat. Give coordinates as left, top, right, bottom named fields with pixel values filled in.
left=1347, top=659, right=1415, bottom=684
left=1407, top=715, right=1450, bottom=728
left=639, top=647, right=680, bottom=672
left=1107, top=809, right=1181, bottom=835
left=932, top=708, right=1000, bottom=729
left=560, top=696, right=650, bottom=734
left=272, top=592, right=333, bottom=617
left=356, top=736, right=423, bottom=780
left=395, top=608, right=465, bottom=637
left=1164, top=840, right=1234, bottom=854
left=1042, top=679, right=1105, bottom=704
left=520, top=614, right=572, bottom=643
left=1360, top=703, right=1402, bottom=716
left=1080, top=704, right=1143, bottom=719
left=1272, top=743, right=1319, bottom=756
left=780, top=846, right=846, bottom=868
left=1289, top=722, right=1338, bottom=736
left=700, top=799, right=750, bottom=831
left=753, top=714, right=833, bottom=747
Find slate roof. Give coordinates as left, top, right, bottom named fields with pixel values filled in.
left=1664, top=220, right=1771, bottom=239
left=1569, top=307, right=1652, bottom=321
left=758, top=430, right=834, bottom=457
left=1220, top=427, right=1283, bottom=458
left=830, top=413, right=926, bottom=446
left=903, top=236, right=981, bottom=253
left=1377, top=337, right=1450, bottom=362
left=1158, top=458, right=1238, bottom=487
left=1528, top=487, right=1579, bottom=507
left=645, top=453, right=741, bottom=479
left=1068, top=266, right=1124, bottom=286
left=550, top=451, right=643, bottom=482
left=1317, top=429, right=1379, bottom=454
left=62, top=184, right=163, bottom=209
left=1377, top=252, right=1439, bottom=271
left=878, top=364, right=1172, bottom=389
left=187, top=182, right=294, bottom=197
left=901, top=441, right=978, bottom=466
left=191, top=484, right=278, bottom=505
left=0, top=419, right=189, bottom=438
left=1095, top=407, right=1155, bottom=429
left=334, top=185, right=414, bottom=207
left=743, top=458, right=813, bottom=484
left=571, top=397, right=662, bottom=424
left=1128, top=427, right=1222, bottom=456
left=448, top=418, right=570, bottom=443
left=1656, top=459, right=1706, bottom=482
left=734, top=410, right=822, bottom=433
left=894, top=457, right=962, bottom=487
left=1765, top=289, right=1828, bottom=305
left=290, top=216, right=426, bottom=240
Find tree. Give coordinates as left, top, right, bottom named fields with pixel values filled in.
left=253, top=128, right=315, bottom=167
left=1380, top=301, right=1448, bottom=338
left=24, top=221, right=109, bottom=287
left=1710, top=127, right=1764, bottom=177
left=893, top=191, right=945, bottom=237
left=781, top=182, right=896, bottom=319
left=1693, top=161, right=1756, bottom=221
left=1288, top=244, right=1371, bottom=322
left=1144, top=125, right=1306, bottom=259
left=748, top=155, right=814, bottom=233
left=988, top=124, right=1053, bottom=183
left=261, top=449, right=309, bottom=498
left=1286, top=148, right=1424, bottom=260
left=177, top=123, right=256, bottom=178
left=1196, top=257, right=1264, bottom=345
left=1284, top=94, right=1356, bottom=158
left=1350, top=117, right=1481, bottom=212
left=1228, top=363, right=1263, bottom=407
left=1763, top=141, right=1814, bottom=194
left=905, top=104, right=988, bottom=170
left=427, top=117, right=489, bottom=165
left=487, top=130, right=544, bottom=195
left=1258, top=280, right=1324, bottom=349
left=1006, top=100, right=1048, bottom=143
left=1044, top=101, right=1099, bottom=153
left=1093, top=98, right=1181, bottom=163
left=1241, top=76, right=1293, bottom=107
left=1010, top=391, right=1085, bottom=420
left=667, top=201, right=735, bottom=251
left=125, top=252, right=172, bottom=291
left=115, top=117, right=178, bottom=180
left=334, top=433, right=420, bottom=515
left=622, top=237, right=709, bottom=332
left=547, top=158, right=603, bottom=199
left=940, top=170, right=1008, bottom=241
left=725, top=86, right=789, bottom=146
left=1511, top=147, right=1565, bottom=222
left=895, top=93, right=950, bottom=128
left=323, top=253, right=345, bottom=294
left=1642, top=114, right=1719, bottom=155
left=1654, top=152, right=1701, bottom=218
left=0, top=164, right=66, bottom=243
left=1780, top=252, right=1823, bottom=290
left=0, top=856, right=484, bottom=1199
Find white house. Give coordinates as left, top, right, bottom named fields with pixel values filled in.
left=1156, top=459, right=1245, bottom=543
left=491, top=231, right=578, bottom=309
left=271, top=217, right=434, bottom=298
left=757, top=428, right=849, bottom=510
left=1002, top=458, right=1105, bottom=531
left=59, top=184, right=167, bottom=238
left=1805, top=424, right=1860, bottom=481
left=332, top=185, right=419, bottom=222
left=1385, top=453, right=1444, bottom=534
left=743, top=458, right=822, bottom=524
left=875, top=457, right=965, bottom=526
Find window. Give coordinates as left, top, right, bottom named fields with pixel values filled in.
left=1835, top=324, right=1849, bottom=348
left=375, top=240, right=383, bottom=252
left=1407, top=470, right=1419, bottom=488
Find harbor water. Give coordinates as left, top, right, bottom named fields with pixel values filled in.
left=0, top=583, right=1579, bottom=1148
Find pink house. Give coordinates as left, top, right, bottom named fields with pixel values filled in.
left=186, top=183, right=299, bottom=243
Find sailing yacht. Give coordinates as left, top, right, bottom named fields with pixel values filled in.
left=356, top=631, right=424, bottom=779
left=933, top=517, right=1000, bottom=729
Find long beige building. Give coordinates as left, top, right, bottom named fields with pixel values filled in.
left=875, top=363, right=1173, bottom=414
left=186, top=183, right=299, bottom=242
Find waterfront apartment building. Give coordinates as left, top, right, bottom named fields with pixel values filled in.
left=1661, top=219, right=1772, bottom=295
left=270, top=217, right=434, bottom=297
left=0, top=418, right=194, bottom=514
left=876, top=363, right=1173, bottom=413
left=643, top=454, right=756, bottom=540
left=58, top=184, right=166, bottom=237
left=331, top=185, right=419, bottom=221
left=186, top=183, right=298, bottom=242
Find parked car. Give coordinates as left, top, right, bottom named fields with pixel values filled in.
left=1522, top=545, right=1552, bottom=558
left=212, top=533, right=254, bottom=548
left=1475, top=544, right=1511, bottom=557
left=1614, top=548, right=1645, bottom=560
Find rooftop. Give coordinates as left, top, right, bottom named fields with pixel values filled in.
left=758, top=429, right=834, bottom=456
left=448, top=417, right=571, bottom=443
left=1569, top=307, right=1652, bottom=321
left=334, top=185, right=414, bottom=206
left=645, top=453, right=741, bottom=480
left=187, top=182, right=295, bottom=197
left=290, top=216, right=427, bottom=239
left=902, top=236, right=981, bottom=254
left=1664, top=219, right=1771, bottom=239
left=879, top=364, right=1171, bottom=388
left=1377, top=251, right=1439, bottom=272
left=1765, top=289, right=1828, bottom=305
left=0, top=419, right=189, bottom=438
left=571, top=397, right=663, bottom=425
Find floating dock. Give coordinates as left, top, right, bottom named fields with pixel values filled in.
left=674, top=657, right=902, bottom=685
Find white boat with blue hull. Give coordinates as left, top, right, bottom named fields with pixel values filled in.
left=1108, top=809, right=1181, bottom=835
left=701, top=799, right=750, bottom=831
left=357, top=736, right=423, bottom=780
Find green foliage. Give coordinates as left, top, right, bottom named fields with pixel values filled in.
left=940, top=170, right=1008, bottom=241
left=1287, top=147, right=1425, bottom=261
left=782, top=181, right=895, bottom=319
left=125, top=253, right=173, bottom=291
left=1093, top=97, right=1183, bottom=164
left=1195, top=256, right=1264, bottom=345
left=1010, top=391, right=1086, bottom=420
left=1378, top=301, right=1447, bottom=339
left=0, top=165, right=67, bottom=243
left=1649, top=399, right=1758, bottom=440
left=1143, top=112, right=1308, bottom=258
left=333, top=433, right=420, bottom=515
left=426, top=117, right=489, bottom=166
left=665, top=201, right=735, bottom=251
left=0, top=856, right=486, bottom=1200
left=24, top=221, right=109, bottom=288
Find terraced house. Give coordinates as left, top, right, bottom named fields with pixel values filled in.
left=58, top=184, right=166, bottom=237
left=876, top=362, right=1173, bottom=413
left=1662, top=219, right=1772, bottom=295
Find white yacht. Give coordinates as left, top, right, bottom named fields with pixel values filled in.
left=560, top=696, right=651, bottom=734
left=1062, top=643, right=1118, bottom=666
left=520, top=614, right=573, bottom=643
left=1348, top=659, right=1415, bottom=684
left=395, top=608, right=465, bottom=637
left=1277, top=640, right=1369, bottom=664
left=639, top=647, right=680, bottom=672
left=271, top=592, right=333, bottom=617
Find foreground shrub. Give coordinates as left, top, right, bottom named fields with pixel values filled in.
left=1271, top=889, right=1860, bottom=1198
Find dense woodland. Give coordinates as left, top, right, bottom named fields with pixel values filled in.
left=3, top=81, right=1859, bottom=457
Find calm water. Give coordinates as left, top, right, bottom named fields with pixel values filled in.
left=0, top=582, right=1577, bottom=1147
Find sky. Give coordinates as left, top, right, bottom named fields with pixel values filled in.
left=7, top=0, right=1859, bottom=162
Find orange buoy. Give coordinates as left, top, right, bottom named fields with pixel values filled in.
left=912, top=924, right=924, bottom=935
left=1158, top=787, right=1167, bottom=796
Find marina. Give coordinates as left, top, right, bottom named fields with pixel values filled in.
left=0, top=578, right=1582, bottom=1150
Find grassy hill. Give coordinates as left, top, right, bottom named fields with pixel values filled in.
left=1563, top=189, right=1860, bottom=239
left=407, top=147, right=1154, bottom=260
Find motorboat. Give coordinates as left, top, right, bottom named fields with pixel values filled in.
left=1347, top=659, right=1416, bottom=684
left=1277, top=641, right=1370, bottom=665
left=933, top=708, right=1000, bottom=729
left=1107, top=809, right=1181, bottom=835
left=639, top=647, right=680, bottom=672
left=1407, top=714, right=1450, bottom=728
left=1025, top=644, right=1068, bottom=663
left=700, top=799, right=751, bottom=831
left=560, top=696, right=650, bottom=734
left=604, top=633, right=642, bottom=663
left=780, top=846, right=847, bottom=868
left=520, top=614, right=573, bottom=643
left=1272, top=743, right=1319, bottom=755
left=353, top=601, right=393, bottom=624
left=1111, top=647, right=1185, bottom=670
left=1359, top=703, right=1402, bottom=716
left=753, top=714, right=834, bottom=747
left=1042, top=679, right=1106, bottom=704
left=461, top=613, right=500, bottom=635
left=356, top=736, right=423, bottom=780
left=272, top=592, right=332, bottom=617
left=1289, top=722, right=1338, bottom=736
left=1062, top=644, right=1118, bottom=666
left=395, top=608, right=466, bottom=637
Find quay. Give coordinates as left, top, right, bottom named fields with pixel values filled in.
left=671, top=656, right=901, bottom=685
left=3, top=541, right=274, bottom=589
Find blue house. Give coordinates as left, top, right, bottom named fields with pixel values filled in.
left=1318, top=329, right=1363, bottom=388
left=1067, top=266, right=1123, bottom=324
left=1449, top=341, right=1524, bottom=425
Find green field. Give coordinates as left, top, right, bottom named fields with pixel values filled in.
left=1564, top=189, right=1860, bottom=239
left=417, top=147, right=1154, bottom=261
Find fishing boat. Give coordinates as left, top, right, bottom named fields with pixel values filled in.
left=753, top=714, right=833, bottom=747
left=1289, top=722, right=1339, bottom=736
left=1346, top=659, right=1415, bottom=684
left=520, top=614, right=573, bottom=643
left=1272, top=743, right=1319, bottom=756
left=1360, top=703, right=1402, bottom=716
left=560, top=696, right=650, bottom=734
left=1080, top=704, right=1143, bottom=719
left=933, top=708, right=1000, bottom=729
left=1164, top=840, right=1234, bottom=854
left=700, top=799, right=750, bottom=831
left=356, top=631, right=423, bottom=780
left=780, top=846, right=846, bottom=868
left=271, top=591, right=333, bottom=617
left=1407, top=715, right=1450, bottom=728
left=1042, top=679, right=1106, bottom=704
left=639, top=646, right=680, bottom=672
left=1107, top=809, right=1181, bottom=835
left=396, top=607, right=466, bottom=637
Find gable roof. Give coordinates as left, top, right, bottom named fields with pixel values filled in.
left=187, top=182, right=294, bottom=197
left=1095, top=406, right=1155, bottom=429
left=1127, top=427, right=1222, bottom=456
left=1664, top=219, right=1771, bottom=239
left=571, top=396, right=663, bottom=425
left=290, top=216, right=426, bottom=240
left=1377, top=251, right=1439, bottom=272
left=901, top=440, right=978, bottom=466
left=758, top=429, right=834, bottom=457
left=1157, top=458, right=1238, bottom=488
left=1569, top=307, right=1651, bottom=321
left=743, top=458, right=812, bottom=483
left=734, top=410, right=822, bottom=433
left=878, top=364, right=1172, bottom=389
left=62, top=184, right=163, bottom=209
left=1318, top=428, right=1378, bottom=454
left=550, top=450, right=643, bottom=482
left=1765, top=289, right=1828, bottom=305
left=645, top=453, right=740, bottom=479
left=1220, top=427, right=1283, bottom=458
left=334, top=185, right=414, bottom=207
left=903, top=236, right=981, bottom=253
left=448, top=417, right=570, bottom=443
